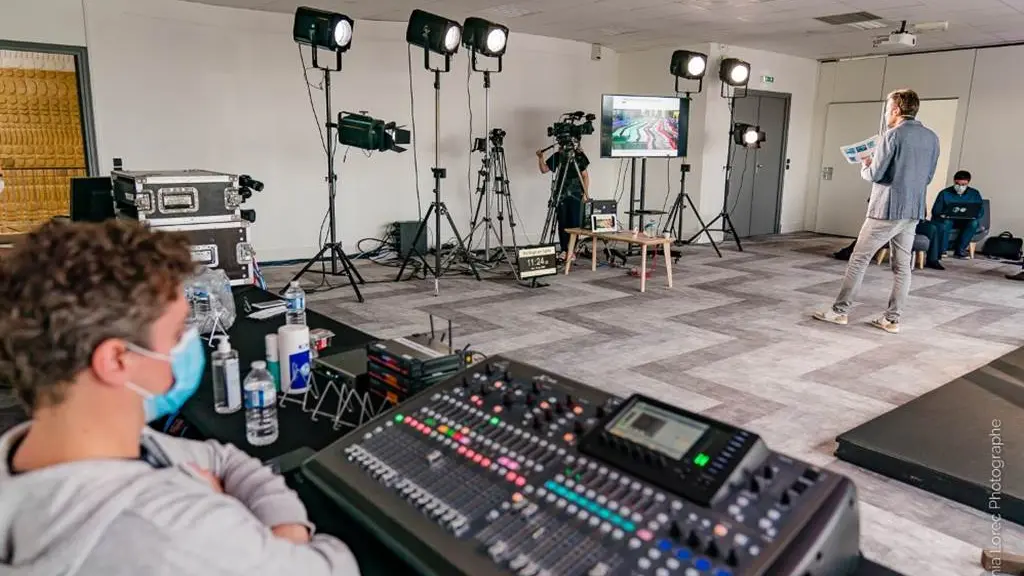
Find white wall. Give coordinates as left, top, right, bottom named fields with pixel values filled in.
left=0, top=0, right=87, bottom=46
left=76, top=0, right=618, bottom=261
left=805, top=47, right=1022, bottom=238
left=959, top=45, right=1024, bottom=237
left=617, top=43, right=819, bottom=238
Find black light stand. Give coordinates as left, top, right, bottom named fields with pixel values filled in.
left=285, top=47, right=366, bottom=301
left=464, top=53, right=519, bottom=278
left=662, top=80, right=720, bottom=256
left=395, top=44, right=481, bottom=294
left=686, top=84, right=747, bottom=252
left=663, top=163, right=721, bottom=257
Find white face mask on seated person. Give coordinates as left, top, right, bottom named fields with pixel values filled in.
left=953, top=184, right=967, bottom=194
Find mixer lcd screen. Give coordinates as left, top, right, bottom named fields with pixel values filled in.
left=607, top=401, right=708, bottom=460
left=600, top=94, right=688, bottom=158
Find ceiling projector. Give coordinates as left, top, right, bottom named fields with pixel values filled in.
left=874, top=30, right=918, bottom=48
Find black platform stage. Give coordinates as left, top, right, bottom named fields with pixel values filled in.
left=837, top=345, right=1024, bottom=524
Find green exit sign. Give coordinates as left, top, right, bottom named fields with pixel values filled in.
left=761, top=75, right=775, bottom=85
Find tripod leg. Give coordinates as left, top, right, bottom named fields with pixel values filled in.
left=333, top=245, right=365, bottom=302
left=721, top=213, right=744, bottom=251
left=443, top=206, right=481, bottom=281
left=281, top=244, right=332, bottom=294
left=395, top=205, right=434, bottom=281
left=686, top=194, right=722, bottom=258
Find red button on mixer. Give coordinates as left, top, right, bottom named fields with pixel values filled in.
left=515, top=477, right=527, bottom=487
left=481, top=458, right=492, bottom=467
left=457, top=446, right=467, bottom=455
left=506, top=472, right=517, bottom=482
left=473, top=454, right=483, bottom=463
left=466, top=449, right=476, bottom=459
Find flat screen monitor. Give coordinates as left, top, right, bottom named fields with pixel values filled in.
left=600, top=94, right=688, bottom=158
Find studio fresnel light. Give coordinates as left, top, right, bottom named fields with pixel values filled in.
left=407, top=9, right=463, bottom=56
left=292, top=6, right=354, bottom=52
left=463, top=17, right=509, bottom=58
left=719, top=57, right=751, bottom=87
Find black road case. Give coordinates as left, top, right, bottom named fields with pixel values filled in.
left=152, top=219, right=255, bottom=286
left=113, top=169, right=242, bottom=224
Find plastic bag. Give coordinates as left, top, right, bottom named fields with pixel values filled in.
left=185, top=268, right=236, bottom=335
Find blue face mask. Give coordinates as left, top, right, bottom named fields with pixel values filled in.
left=125, top=328, right=206, bottom=422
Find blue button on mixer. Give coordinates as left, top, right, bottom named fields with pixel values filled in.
left=694, top=558, right=712, bottom=572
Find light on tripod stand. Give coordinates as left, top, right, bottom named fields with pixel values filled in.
left=733, top=123, right=766, bottom=148
left=719, top=58, right=751, bottom=87
left=406, top=10, right=462, bottom=56
left=463, top=17, right=508, bottom=57
left=292, top=7, right=354, bottom=52
left=670, top=50, right=707, bottom=93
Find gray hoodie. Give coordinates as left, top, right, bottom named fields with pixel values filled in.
left=0, top=422, right=361, bottom=575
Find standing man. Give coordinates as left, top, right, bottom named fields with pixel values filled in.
left=814, top=89, right=939, bottom=334
left=537, top=145, right=590, bottom=260
left=931, top=170, right=985, bottom=259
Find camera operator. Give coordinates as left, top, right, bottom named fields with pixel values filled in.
left=536, top=146, right=590, bottom=259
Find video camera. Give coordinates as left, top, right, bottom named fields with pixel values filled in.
left=547, top=111, right=596, bottom=148
left=472, top=128, right=507, bottom=153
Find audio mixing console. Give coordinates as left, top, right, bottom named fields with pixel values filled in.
left=303, top=357, right=861, bottom=576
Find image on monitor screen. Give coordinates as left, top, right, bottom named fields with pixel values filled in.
left=600, top=95, right=688, bottom=158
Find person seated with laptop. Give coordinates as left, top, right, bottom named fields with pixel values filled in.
left=0, top=220, right=360, bottom=575
left=931, top=170, right=985, bottom=259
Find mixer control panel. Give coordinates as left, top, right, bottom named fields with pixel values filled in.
left=304, top=357, right=860, bottom=576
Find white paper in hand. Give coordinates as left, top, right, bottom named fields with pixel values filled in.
left=840, top=135, right=879, bottom=164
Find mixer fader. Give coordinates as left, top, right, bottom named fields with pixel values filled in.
left=304, top=357, right=861, bottom=576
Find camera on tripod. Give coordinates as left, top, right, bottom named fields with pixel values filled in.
left=472, top=128, right=507, bottom=153
left=547, top=111, right=596, bottom=148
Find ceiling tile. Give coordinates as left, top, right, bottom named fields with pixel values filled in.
left=184, top=0, right=1024, bottom=57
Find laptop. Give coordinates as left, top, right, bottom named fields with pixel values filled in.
left=939, top=203, right=981, bottom=220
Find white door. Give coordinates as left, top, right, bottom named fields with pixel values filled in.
left=815, top=102, right=882, bottom=237
left=815, top=100, right=959, bottom=236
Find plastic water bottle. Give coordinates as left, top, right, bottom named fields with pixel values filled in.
left=284, top=281, right=306, bottom=326
left=244, top=361, right=279, bottom=446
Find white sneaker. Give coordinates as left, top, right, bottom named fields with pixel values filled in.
left=870, top=317, right=900, bottom=334
left=812, top=308, right=848, bottom=325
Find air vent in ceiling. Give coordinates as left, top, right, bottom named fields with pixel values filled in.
left=815, top=11, right=883, bottom=26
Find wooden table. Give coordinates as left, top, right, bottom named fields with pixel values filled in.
left=563, top=227, right=674, bottom=293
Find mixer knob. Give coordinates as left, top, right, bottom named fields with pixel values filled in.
left=762, top=465, right=775, bottom=480
left=565, top=394, right=575, bottom=407
left=544, top=408, right=554, bottom=422
left=532, top=418, right=543, bottom=431
left=503, top=369, right=513, bottom=381
left=669, top=521, right=683, bottom=540
left=726, top=548, right=739, bottom=567
left=748, top=476, right=761, bottom=494
left=705, top=539, right=720, bottom=558
left=502, top=393, right=514, bottom=407
left=555, top=401, right=565, bottom=414
left=479, top=382, right=489, bottom=395
left=595, top=405, right=607, bottom=418
left=526, top=393, right=536, bottom=406
left=573, top=420, right=586, bottom=434
left=531, top=380, right=542, bottom=394
left=780, top=490, right=792, bottom=507
left=686, top=530, right=701, bottom=548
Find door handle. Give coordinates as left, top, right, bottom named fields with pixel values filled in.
left=822, top=167, right=833, bottom=181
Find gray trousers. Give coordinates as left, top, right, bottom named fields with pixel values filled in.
left=833, top=217, right=917, bottom=321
